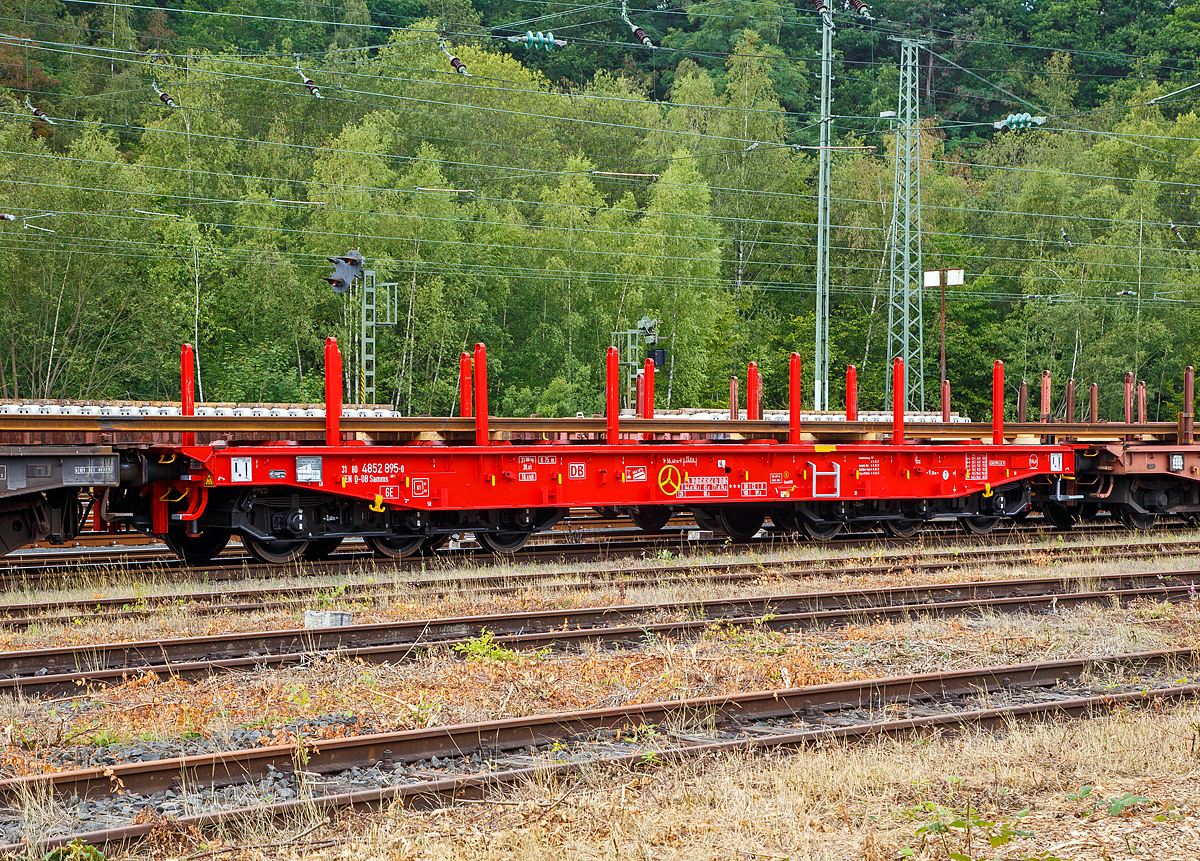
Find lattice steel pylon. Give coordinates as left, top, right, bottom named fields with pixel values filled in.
left=359, top=270, right=397, bottom=405
left=813, top=5, right=834, bottom=412
left=884, top=36, right=928, bottom=411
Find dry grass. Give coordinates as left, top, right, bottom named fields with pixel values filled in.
left=7, top=530, right=1200, bottom=858
left=4, top=597, right=1199, bottom=779
left=100, top=701, right=1200, bottom=861
left=5, top=526, right=1200, bottom=653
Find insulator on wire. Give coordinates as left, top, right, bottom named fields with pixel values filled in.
left=24, top=96, right=55, bottom=125
left=621, top=0, right=657, bottom=48
left=629, top=24, right=655, bottom=48
left=1061, top=228, right=1072, bottom=248
left=1171, top=221, right=1186, bottom=245
left=295, top=56, right=323, bottom=98
left=812, top=0, right=829, bottom=11
left=440, top=39, right=470, bottom=76
left=507, top=31, right=564, bottom=50
left=152, top=81, right=177, bottom=108
left=848, top=0, right=872, bottom=17
left=0, top=213, right=15, bottom=222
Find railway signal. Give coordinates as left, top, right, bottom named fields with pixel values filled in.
left=325, top=250, right=364, bottom=294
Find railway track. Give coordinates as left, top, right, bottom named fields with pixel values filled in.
left=3, top=646, right=1195, bottom=854
left=0, top=514, right=1188, bottom=590
left=1, top=530, right=1198, bottom=630
left=2, top=567, right=1195, bottom=698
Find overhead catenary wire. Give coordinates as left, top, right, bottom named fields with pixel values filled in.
left=9, top=17, right=1200, bottom=286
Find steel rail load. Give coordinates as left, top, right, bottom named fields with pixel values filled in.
left=2, top=339, right=1083, bottom=563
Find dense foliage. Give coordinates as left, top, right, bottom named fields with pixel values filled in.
left=3, top=0, right=1200, bottom=422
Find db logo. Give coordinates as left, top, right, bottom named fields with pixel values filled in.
left=411, top=477, right=430, bottom=497
left=1028, top=455, right=1038, bottom=469
left=568, top=462, right=586, bottom=480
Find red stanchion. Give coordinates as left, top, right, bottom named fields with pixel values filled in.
left=747, top=362, right=760, bottom=421
left=181, top=343, right=195, bottom=447
left=458, top=352, right=473, bottom=418
left=892, top=357, right=905, bottom=446
left=788, top=353, right=802, bottom=444
left=324, top=337, right=342, bottom=447
left=606, top=346, right=620, bottom=445
left=473, top=343, right=489, bottom=447
left=1185, top=366, right=1195, bottom=444
left=992, top=360, right=1005, bottom=445
left=643, top=358, right=656, bottom=441
left=845, top=365, right=857, bottom=421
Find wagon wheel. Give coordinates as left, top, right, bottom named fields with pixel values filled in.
left=364, top=534, right=426, bottom=560
left=1118, top=507, right=1156, bottom=531
left=302, top=536, right=344, bottom=560
left=770, top=510, right=801, bottom=533
left=163, top=527, right=231, bottom=565
left=961, top=516, right=999, bottom=536
left=690, top=508, right=722, bottom=532
left=477, top=530, right=532, bottom=554
left=243, top=536, right=309, bottom=564
left=630, top=506, right=673, bottom=534
left=716, top=508, right=765, bottom=542
left=801, top=517, right=843, bottom=541
left=882, top=519, right=923, bottom=538
left=1040, top=503, right=1076, bottom=531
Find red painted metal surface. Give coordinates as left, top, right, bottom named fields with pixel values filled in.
left=788, top=353, right=801, bottom=445
left=474, top=343, right=489, bottom=447
left=747, top=362, right=760, bottom=421
left=1186, top=366, right=1195, bottom=445
left=1125, top=371, right=1135, bottom=424
left=324, top=337, right=341, bottom=447
left=606, top=346, right=619, bottom=445
left=992, top=361, right=1005, bottom=446
left=845, top=365, right=857, bottom=421
left=643, top=358, right=655, bottom=441
left=181, top=343, right=195, bottom=448
left=177, top=438, right=1067, bottom=513
left=458, top=353, right=473, bottom=418
left=134, top=339, right=1073, bottom=522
